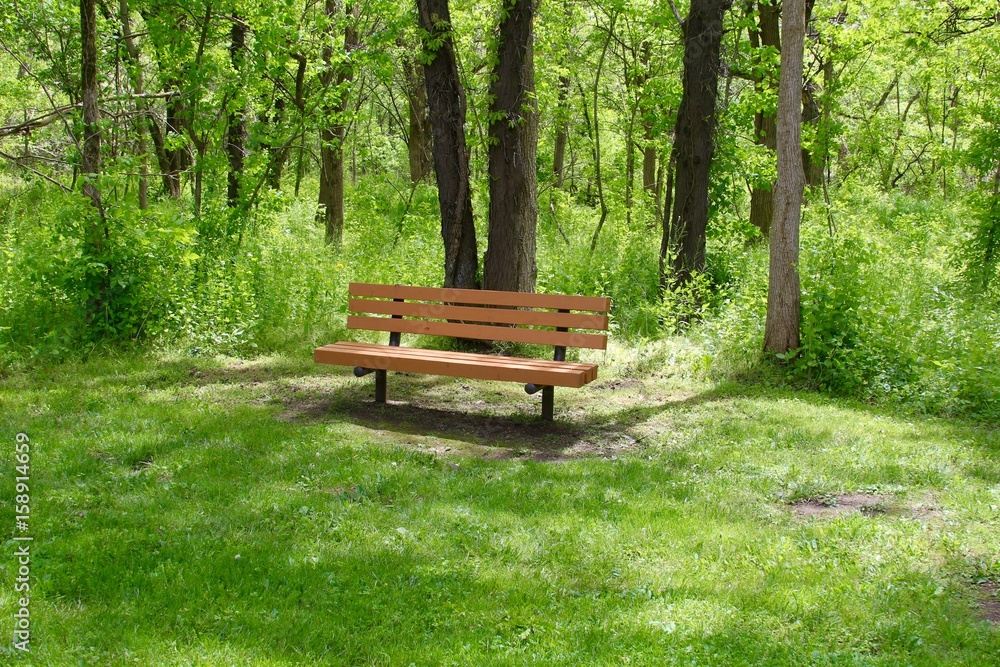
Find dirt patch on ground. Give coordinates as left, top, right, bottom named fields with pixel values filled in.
left=591, top=378, right=643, bottom=391
left=980, top=582, right=1000, bottom=627
left=791, top=493, right=887, bottom=518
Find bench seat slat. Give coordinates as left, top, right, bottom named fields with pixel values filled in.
left=315, top=343, right=597, bottom=388
left=346, top=316, right=608, bottom=350
left=348, top=299, right=609, bottom=330
left=350, top=282, right=610, bottom=313
left=328, top=342, right=594, bottom=372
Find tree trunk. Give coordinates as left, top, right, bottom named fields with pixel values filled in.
left=318, top=0, right=358, bottom=246
left=624, top=105, right=636, bottom=225
left=585, top=26, right=612, bottom=252
left=643, top=126, right=656, bottom=193
left=267, top=98, right=288, bottom=189
left=658, top=146, right=676, bottom=288
left=81, top=0, right=108, bottom=320
left=663, top=0, right=732, bottom=287
left=417, top=0, right=479, bottom=289
left=801, top=82, right=823, bottom=186
left=763, top=0, right=805, bottom=354
left=483, top=0, right=538, bottom=293
left=749, top=0, right=779, bottom=239
left=226, top=13, right=247, bottom=207
left=552, top=75, right=570, bottom=187
left=118, top=0, right=148, bottom=209
left=801, top=0, right=822, bottom=187
left=640, top=40, right=656, bottom=193
left=403, top=54, right=433, bottom=184
left=164, top=80, right=186, bottom=199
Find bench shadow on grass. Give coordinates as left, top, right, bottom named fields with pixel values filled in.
left=285, top=374, right=727, bottom=461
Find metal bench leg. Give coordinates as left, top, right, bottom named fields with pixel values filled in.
left=542, top=385, right=554, bottom=421
left=375, top=370, right=386, bottom=403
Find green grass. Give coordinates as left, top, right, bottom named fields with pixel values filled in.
left=1, top=343, right=998, bottom=665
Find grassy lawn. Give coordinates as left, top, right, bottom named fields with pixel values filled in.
left=1, top=345, right=998, bottom=665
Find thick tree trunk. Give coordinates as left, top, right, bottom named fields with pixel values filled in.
left=81, top=0, right=108, bottom=320
left=663, top=0, right=732, bottom=286
left=318, top=0, right=358, bottom=246
left=749, top=0, right=779, bottom=239
left=763, top=0, right=805, bottom=354
left=483, top=0, right=538, bottom=293
left=226, top=13, right=246, bottom=207
left=417, top=0, right=478, bottom=289
left=403, top=55, right=433, bottom=184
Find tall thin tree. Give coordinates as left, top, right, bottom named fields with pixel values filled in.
left=763, top=0, right=805, bottom=353
left=318, top=0, right=358, bottom=246
left=81, top=0, right=108, bottom=321
left=226, top=11, right=247, bottom=207
left=748, top=0, right=780, bottom=239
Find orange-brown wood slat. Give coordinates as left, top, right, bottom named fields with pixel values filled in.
left=349, top=282, right=611, bottom=313
left=348, top=298, right=609, bottom=331
left=328, top=342, right=596, bottom=372
left=346, top=315, right=608, bottom=349
left=314, top=343, right=595, bottom=388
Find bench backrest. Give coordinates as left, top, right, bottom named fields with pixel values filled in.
left=347, top=283, right=610, bottom=350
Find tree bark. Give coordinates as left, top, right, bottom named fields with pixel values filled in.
left=417, top=0, right=479, bottom=289
left=267, top=97, right=288, bottom=189
left=164, top=79, right=186, bottom=199
left=552, top=75, right=570, bottom=187
left=586, top=26, right=612, bottom=252
left=403, top=53, right=433, bottom=184
left=640, top=40, right=656, bottom=194
left=318, top=0, right=358, bottom=246
left=749, top=0, right=779, bottom=239
left=81, top=0, right=108, bottom=320
left=483, top=0, right=538, bottom=292
left=226, top=13, right=247, bottom=207
left=763, top=0, right=805, bottom=354
left=118, top=0, right=148, bottom=208
left=642, top=126, right=656, bottom=193
left=663, top=0, right=732, bottom=286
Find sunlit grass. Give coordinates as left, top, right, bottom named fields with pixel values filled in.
left=0, top=346, right=997, bottom=665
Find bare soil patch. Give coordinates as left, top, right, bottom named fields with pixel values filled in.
left=591, top=378, right=643, bottom=391
left=980, top=582, right=1000, bottom=627
left=792, top=493, right=887, bottom=518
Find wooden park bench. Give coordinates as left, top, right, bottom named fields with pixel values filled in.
left=314, top=283, right=611, bottom=420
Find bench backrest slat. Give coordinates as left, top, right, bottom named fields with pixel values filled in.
left=347, top=316, right=608, bottom=349
left=347, top=282, right=610, bottom=350
left=349, top=299, right=609, bottom=330
left=350, top=282, right=610, bottom=313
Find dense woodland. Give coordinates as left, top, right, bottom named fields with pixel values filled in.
left=0, top=0, right=998, bottom=419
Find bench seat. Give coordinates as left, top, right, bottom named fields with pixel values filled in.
left=315, top=341, right=598, bottom=388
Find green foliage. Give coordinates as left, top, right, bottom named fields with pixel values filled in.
left=706, top=187, right=1000, bottom=421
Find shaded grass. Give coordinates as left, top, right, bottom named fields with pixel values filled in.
left=0, top=347, right=998, bottom=665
